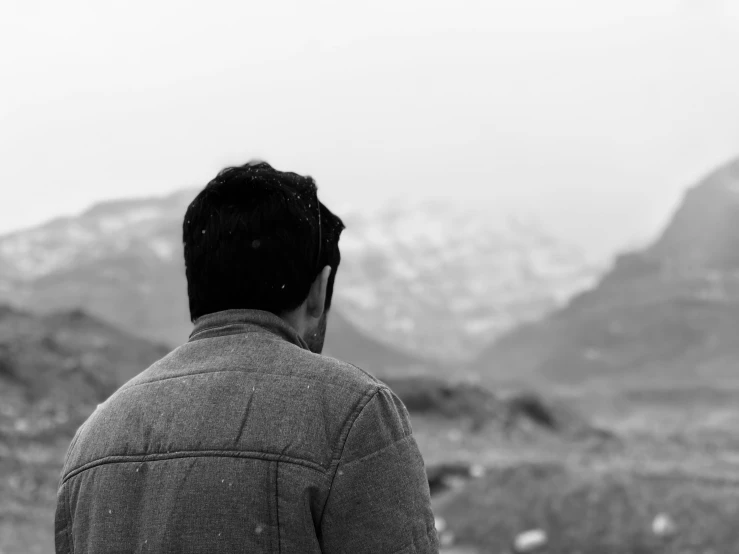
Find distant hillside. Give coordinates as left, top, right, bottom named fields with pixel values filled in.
left=324, top=309, right=436, bottom=375
left=0, top=305, right=170, bottom=423
left=0, top=189, right=601, bottom=365
left=0, top=305, right=173, bottom=553
left=474, top=156, right=739, bottom=387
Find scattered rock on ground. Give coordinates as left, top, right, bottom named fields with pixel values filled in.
left=513, top=529, right=548, bottom=553
left=652, top=513, right=677, bottom=538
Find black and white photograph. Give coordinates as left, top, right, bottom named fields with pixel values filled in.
left=2, top=1, right=739, bottom=552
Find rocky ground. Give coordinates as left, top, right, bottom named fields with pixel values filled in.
left=415, top=380, right=739, bottom=554
left=5, top=368, right=739, bottom=553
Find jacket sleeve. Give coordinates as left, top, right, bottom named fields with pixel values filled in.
left=319, top=386, right=439, bottom=554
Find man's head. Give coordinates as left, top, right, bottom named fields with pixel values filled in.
left=183, top=160, right=345, bottom=353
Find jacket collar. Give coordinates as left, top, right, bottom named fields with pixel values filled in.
left=188, top=308, right=310, bottom=351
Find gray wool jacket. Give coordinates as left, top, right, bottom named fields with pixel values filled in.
left=55, top=309, right=439, bottom=553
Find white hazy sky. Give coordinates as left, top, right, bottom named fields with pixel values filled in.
left=1, top=0, right=738, bottom=259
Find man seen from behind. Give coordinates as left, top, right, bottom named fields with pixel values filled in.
left=54, top=161, right=440, bottom=553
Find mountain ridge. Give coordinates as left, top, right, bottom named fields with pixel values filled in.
left=473, top=155, right=739, bottom=386
left=0, top=187, right=602, bottom=366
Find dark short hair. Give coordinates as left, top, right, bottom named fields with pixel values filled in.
left=183, top=161, right=345, bottom=322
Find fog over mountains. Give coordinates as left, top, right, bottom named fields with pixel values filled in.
left=0, top=190, right=602, bottom=368
left=4, top=155, right=738, bottom=383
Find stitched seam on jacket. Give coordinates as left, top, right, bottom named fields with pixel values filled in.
left=62, top=450, right=330, bottom=485
left=337, top=434, right=415, bottom=469
left=317, top=386, right=381, bottom=525
left=117, top=368, right=352, bottom=392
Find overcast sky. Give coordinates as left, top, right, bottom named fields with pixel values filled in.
left=1, top=0, right=738, bottom=259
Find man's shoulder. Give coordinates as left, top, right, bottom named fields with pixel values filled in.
left=293, top=348, right=389, bottom=397
left=147, top=335, right=394, bottom=417
left=122, top=336, right=388, bottom=400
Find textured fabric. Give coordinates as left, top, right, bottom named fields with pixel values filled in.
left=55, top=309, right=439, bottom=553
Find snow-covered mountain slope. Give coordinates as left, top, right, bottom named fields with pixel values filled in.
left=335, top=198, right=602, bottom=361
left=0, top=190, right=603, bottom=364
left=0, top=189, right=195, bottom=280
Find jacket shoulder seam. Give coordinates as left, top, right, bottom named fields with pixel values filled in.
left=337, top=433, right=416, bottom=468
left=118, top=366, right=376, bottom=393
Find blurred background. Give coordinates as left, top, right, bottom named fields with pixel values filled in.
left=2, top=1, right=739, bottom=552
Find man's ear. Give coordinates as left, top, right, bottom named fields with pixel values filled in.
left=306, top=265, right=332, bottom=319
